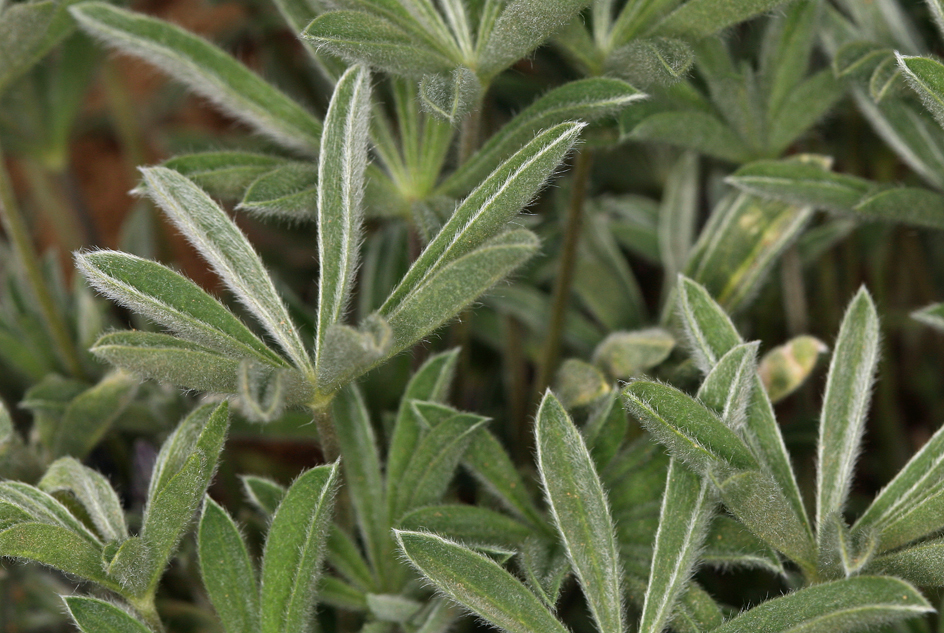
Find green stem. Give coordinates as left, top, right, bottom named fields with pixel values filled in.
left=0, top=141, right=86, bottom=379
left=535, top=150, right=594, bottom=395
left=311, top=402, right=339, bottom=462
left=128, top=594, right=164, bottom=633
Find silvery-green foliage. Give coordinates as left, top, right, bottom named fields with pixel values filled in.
left=0, top=0, right=82, bottom=96
left=913, top=302, right=944, bottom=332
left=64, top=596, right=152, bottom=633
left=419, top=67, right=480, bottom=125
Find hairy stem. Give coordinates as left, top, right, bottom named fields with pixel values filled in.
left=129, top=594, right=164, bottom=633
left=535, top=150, right=593, bottom=394
left=311, top=402, right=339, bottom=462
left=0, top=141, right=86, bottom=379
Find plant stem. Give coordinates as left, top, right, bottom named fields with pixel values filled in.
left=129, top=594, right=164, bottom=633
left=0, top=141, right=86, bottom=379
left=535, top=150, right=593, bottom=395
left=311, top=403, right=339, bottom=462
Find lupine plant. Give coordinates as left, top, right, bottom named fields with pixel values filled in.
left=2, top=0, right=944, bottom=632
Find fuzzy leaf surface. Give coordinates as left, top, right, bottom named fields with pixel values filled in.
left=238, top=164, right=319, bottom=221
left=396, top=530, right=569, bottom=633
left=0, top=0, right=79, bottom=96
left=64, top=596, right=151, bottom=633
left=70, top=3, right=321, bottom=153
left=163, top=151, right=290, bottom=201
left=140, top=167, right=311, bottom=374
left=261, top=462, right=340, bottom=633
left=655, top=0, right=799, bottom=39
left=0, top=523, right=114, bottom=589
left=38, top=457, right=127, bottom=543
left=536, top=392, right=621, bottom=633
left=913, top=302, right=944, bottom=332
left=398, top=505, right=531, bottom=549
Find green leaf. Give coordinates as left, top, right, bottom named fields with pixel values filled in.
left=463, top=430, right=548, bottom=532
left=640, top=460, right=715, bottom=633
left=866, top=537, right=944, bottom=586
left=833, top=41, right=894, bottom=81
left=655, top=0, right=800, bottom=39
left=0, top=481, right=100, bottom=542
left=419, top=67, right=480, bottom=125
left=383, top=229, right=540, bottom=353
left=386, top=349, right=459, bottom=507
left=238, top=164, right=319, bottom=222
left=553, top=359, right=610, bottom=410
left=758, top=336, right=828, bottom=403
left=261, top=462, right=340, bottom=633
left=658, top=152, right=699, bottom=283
left=535, top=392, right=622, bottom=633
left=913, top=302, right=944, bottom=333
left=627, top=110, right=753, bottom=164
left=816, top=288, right=879, bottom=536
left=198, top=497, right=260, bottom=633
left=684, top=192, right=812, bottom=314
left=70, top=3, right=322, bottom=153
left=51, top=372, right=138, bottom=459
left=606, top=37, right=695, bottom=87
left=711, top=576, right=930, bottom=632
left=478, top=0, right=592, bottom=78
left=332, top=385, right=387, bottom=577
left=621, top=381, right=759, bottom=473
left=761, top=0, right=818, bottom=117
left=517, top=536, right=570, bottom=608
left=91, top=331, right=242, bottom=393
left=0, top=0, right=79, bottom=96
left=386, top=122, right=583, bottom=313
left=137, top=402, right=230, bottom=590
left=302, top=11, right=457, bottom=77
left=701, top=515, right=785, bottom=575
left=592, top=328, right=674, bottom=380
left=63, top=596, right=151, bottom=633
left=930, top=0, right=944, bottom=41
left=367, top=594, right=423, bottom=623
left=395, top=530, right=569, bottom=633
left=439, top=80, right=641, bottom=197
left=696, top=342, right=759, bottom=430
left=163, top=151, right=291, bottom=201
left=675, top=276, right=742, bottom=372
left=39, top=457, right=127, bottom=543
left=868, top=482, right=944, bottom=551
left=139, top=167, right=312, bottom=375
left=0, top=523, right=115, bottom=589
left=241, top=476, right=286, bottom=517
left=317, top=576, right=368, bottom=612
left=315, top=65, right=372, bottom=381
left=854, top=187, right=944, bottom=230
left=77, top=250, right=286, bottom=367
left=898, top=54, right=944, bottom=128
left=398, top=505, right=531, bottom=549
left=583, top=391, right=629, bottom=472
left=392, top=411, right=488, bottom=519
left=327, top=526, right=375, bottom=591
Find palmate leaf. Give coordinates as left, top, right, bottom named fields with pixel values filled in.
left=198, top=497, right=260, bottom=633
left=139, top=167, right=312, bottom=376
left=261, top=462, right=340, bottom=633
left=439, top=79, right=642, bottom=197
left=816, top=288, right=879, bottom=538
left=70, top=3, right=322, bottom=154
left=536, top=392, right=622, bottom=633
left=315, top=65, right=372, bottom=381
left=711, top=576, right=930, bottom=633
left=395, top=530, right=569, bottom=633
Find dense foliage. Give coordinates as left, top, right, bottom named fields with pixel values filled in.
left=2, top=0, right=944, bottom=631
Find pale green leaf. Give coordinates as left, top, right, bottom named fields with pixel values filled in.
left=592, top=328, right=675, bottom=380
left=315, top=65, right=372, bottom=379
left=39, top=457, right=127, bottom=543
left=711, top=576, right=930, bottom=633
left=198, top=497, right=260, bottom=633
left=759, top=336, right=827, bottom=403
left=517, top=536, right=570, bottom=608
left=367, top=594, right=423, bottom=623
left=865, top=537, right=944, bottom=586
left=63, top=596, right=151, bottom=633
left=606, top=37, right=695, bottom=87
left=419, top=67, right=480, bottom=125
left=238, top=164, right=318, bottom=222
left=583, top=391, right=629, bottom=472
left=70, top=3, right=321, bottom=153
left=327, top=526, right=375, bottom=591
left=139, top=167, right=312, bottom=375
left=261, top=462, right=340, bottom=633
left=816, top=288, right=879, bottom=535
left=913, top=302, right=944, bottom=332
left=620, top=381, right=759, bottom=473
left=395, top=530, right=569, bottom=633
left=163, top=151, right=291, bottom=201
left=696, top=342, right=759, bottom=431
left=658, top=152, right=699, bottom=283
left=930, top=0, right=944, bottom=40
left=553, top=359, right=610, bottom=410
left=833, top=41, right=894, bottom=81
left=701, top=515, right=785, bottom=575
left=478, top=0, right=592, bottom=78
left=241, top=476, right=286, bottom=517
left=77, top=250, right=287, bottom=368
left=0, top=523, right=115, bottom=589
left=0, top=0, right=79, bottom=96
left=640, top=460, right=715, bottom=633
left=398, top=505, right=531, bottom=549
left=332, top=385, right=388, bottom=577
left=439, top=80, right=640, bottom=197
left=898, top=54, right=944, bottom=128
left=654, top=0, right=800, bottom=39
left=626, top=110, right=752, bottom=164
left=0, top=481, right=99, bottom=542
left=535, top=392, right=622, bottom=633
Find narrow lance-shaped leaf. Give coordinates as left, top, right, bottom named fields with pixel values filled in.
left=865, top=537, right=944, bottom=587
left=0, top=481, right=101, bottom=542
left=640, top=460, right=715, bottom=633
left=238, top=164, right=319, bottom=222
left=52, top=371, right=139, bottom=459
left=0, top=0, right=79, bottom=96
left=654, top=0, right=798, bottom=40
left=162, top=151, right=291, bottom=201
left=63, top=596, right=152, bottom=633
left=70, top=3, right=322, bottom=154
left=439, top=79, right=643, bottom=197
left=398, top=505, right=532, bottom=549
left=198, top=497, right=260, bottom=633
left=816, top=288, right=879, bottom=537
left=536, top=391, right=622, bottom=633
left=897, top=53, right=944, bottom=129
left=0, top=523, right=116, bottom=589
left=77, top=251, right=287, bottom=368
left=710, top=576, right=930, bottom=633
left=913, top=302, right=944, bottom=333
left=395, top=530, right=570, bottom=633
left=38, top=457, right=127, bottom=543
left=139, top=167, right=312, bottom=376
left=697, top=342, right=759, bottom=431
left=261, top=462, right=340, bottom=633
left=315, top=65, right=372, bottom=380
left=659, top=151, right=699, bottom=284
left=383, top=122, right=584, bottom=314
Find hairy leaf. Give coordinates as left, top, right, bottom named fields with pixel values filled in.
left=39, top=457, right=127, bottom=543
left=63, top=596, right=151, bottom=633
left=163, top=151, right=290, bottom=201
